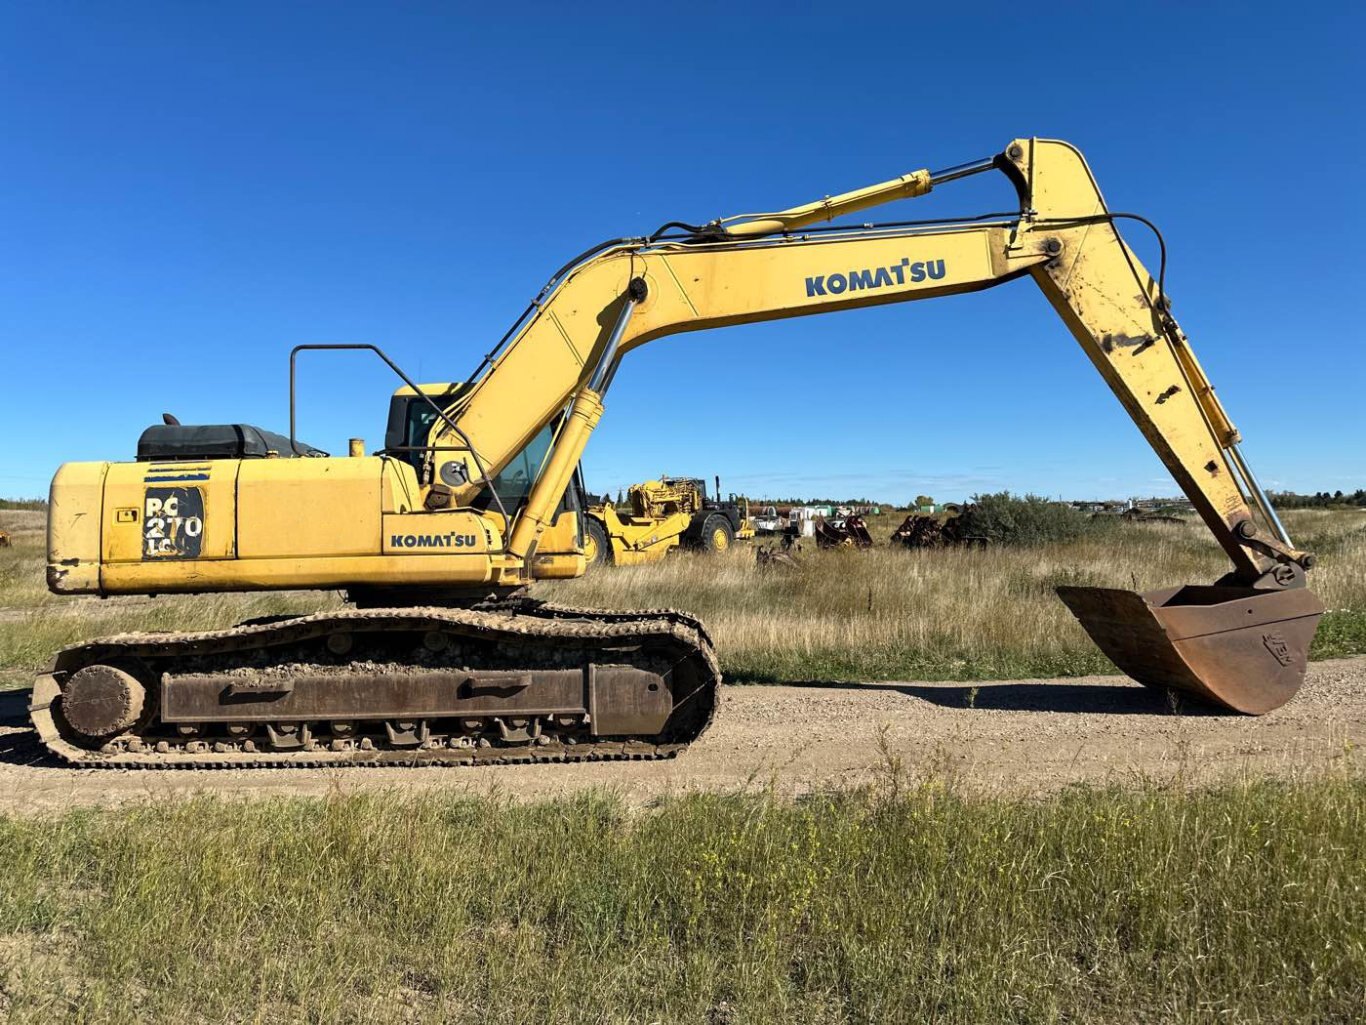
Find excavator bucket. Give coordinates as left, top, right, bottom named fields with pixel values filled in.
left=1056, top=584, right=1324, bottom=714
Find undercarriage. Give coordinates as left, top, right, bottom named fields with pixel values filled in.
left=31, top=602, right=720, bottom=768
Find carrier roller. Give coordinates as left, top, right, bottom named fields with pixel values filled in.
left=29, top=605, right=720, bottom=768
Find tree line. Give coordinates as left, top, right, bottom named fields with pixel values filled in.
left=1267, top=490, right=1366, bottom=509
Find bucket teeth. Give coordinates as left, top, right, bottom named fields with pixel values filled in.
left=1057, top=584, right=1324, bottom=715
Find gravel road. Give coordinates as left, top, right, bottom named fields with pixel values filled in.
left=0, top=657, right=1361, bottom=813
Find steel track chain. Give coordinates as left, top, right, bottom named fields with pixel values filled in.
left=30, top=604, right=721, bottom=769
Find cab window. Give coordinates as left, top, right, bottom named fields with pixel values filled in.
left=475, top=425, right=553, bottom=513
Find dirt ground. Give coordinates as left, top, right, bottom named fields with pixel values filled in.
left=0, top=656, right=1361, bottom=813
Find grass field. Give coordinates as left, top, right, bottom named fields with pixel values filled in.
left=0, top=771, right=1362, bottom=1023
left=1, top=510, right=1364, bottom=1021
left=536, top=508, right=1366, bottom=682
left=3, top=506, right=1364, bottom=687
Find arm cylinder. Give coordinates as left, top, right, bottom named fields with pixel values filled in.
left=928, top=156, right=997, bottom=186
left=724, top=169, right=933, bottom=238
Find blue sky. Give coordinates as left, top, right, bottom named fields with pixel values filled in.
left=2, top=3, right=1361, bottom=504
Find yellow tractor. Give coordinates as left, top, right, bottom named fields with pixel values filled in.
left=38, top=138, right=1323, bottom=767
left=583, top=476, right=753, bottom=567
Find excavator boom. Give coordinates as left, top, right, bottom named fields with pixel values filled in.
left=439, top=141, right=1306, bottom=577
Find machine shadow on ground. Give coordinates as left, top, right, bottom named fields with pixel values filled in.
left=0, top=690, right=60, bottom=767
left=777, top=679, right=1231, bottom=717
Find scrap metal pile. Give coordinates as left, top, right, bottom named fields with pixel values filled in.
left=815, top=515, right=874, bottom=549
left=890, top=509, right=987, bottom=550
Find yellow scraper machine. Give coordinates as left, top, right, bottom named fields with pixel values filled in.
left=39, top=138, right=1322, bottom=766
left=583, top=476, right=753, bottom=567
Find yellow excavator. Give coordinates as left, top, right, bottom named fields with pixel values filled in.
left=584, top=476, right=753, bottom=567
left=38, top=138, right=1323, bottom=766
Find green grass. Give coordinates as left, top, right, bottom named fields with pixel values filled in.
left=1314, top=609, right=1366, bottom=661
left=0, top=772, right=1361, bottom=1023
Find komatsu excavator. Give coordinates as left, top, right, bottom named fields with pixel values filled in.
left=38, top=138, right=1323, bottom=767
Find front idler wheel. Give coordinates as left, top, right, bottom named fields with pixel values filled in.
left=58, top=663, right=148, bottom=744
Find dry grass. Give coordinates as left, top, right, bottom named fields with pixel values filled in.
left=2, top=507, right=1363, bottom=687
left=0, top=509, right=1362, bottom=1022
left=0, top=510, right=341, bottom=688
left=534, top=509, right=1366, bottom=681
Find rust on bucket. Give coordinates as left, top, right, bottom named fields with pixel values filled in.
left=1056, top=585, right=1325, bottom=715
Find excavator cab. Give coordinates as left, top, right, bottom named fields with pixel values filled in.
left=383, top=383, right=464, bottom=474
left=383, top=383, right=586, bottom=577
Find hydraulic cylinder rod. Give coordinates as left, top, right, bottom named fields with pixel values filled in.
left=724, top=170, right=933, bottom=238
left=589, top=278, right=647, bottom=394
left=508, top=281, right=646, bottom=559
left=1228, top=443, right=1293, bottom=546
left=928, top=156, right=997, bottom=186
